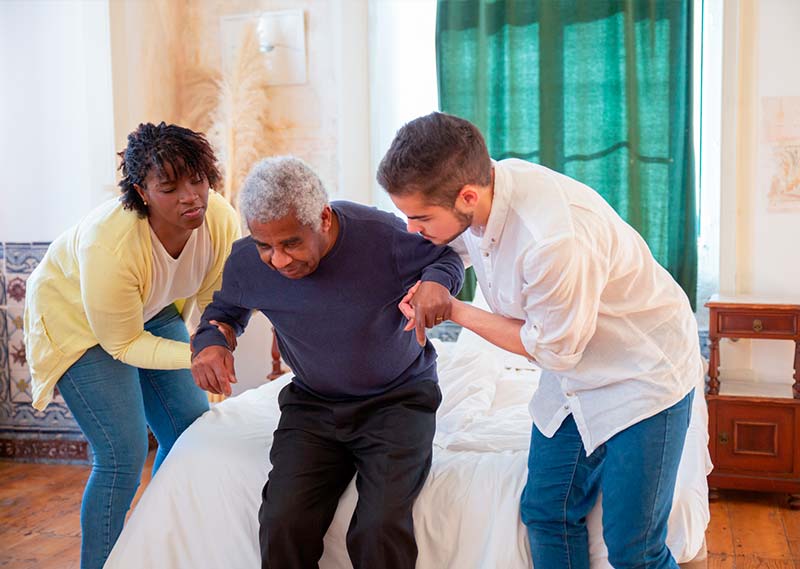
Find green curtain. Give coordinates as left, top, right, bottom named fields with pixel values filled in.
left=437, top=0, right=697, bottom=308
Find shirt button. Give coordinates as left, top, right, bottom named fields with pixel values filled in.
left=566, top=391, right=575, bottom=397
left=563, top=404, right=570, bottom=410
left=483, top=252, right=489, bottom=257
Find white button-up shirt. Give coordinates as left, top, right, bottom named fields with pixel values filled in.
left=456, top=159, right=703, bottom=454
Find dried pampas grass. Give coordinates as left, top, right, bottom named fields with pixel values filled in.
left=176, top=1, right=219, bottom=135
left=210, top=24, right=272, bottom=208
left=179, top=66, right=222, bottom=135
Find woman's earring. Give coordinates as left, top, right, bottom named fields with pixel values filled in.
left=143, top=200, right=148, bottom=206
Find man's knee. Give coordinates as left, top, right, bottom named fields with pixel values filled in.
left=349, top=505, right=413, bottom=543
left=520, top=484, right=567, bottom=529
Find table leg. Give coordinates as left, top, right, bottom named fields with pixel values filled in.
left=708, top=336, right=720, bottom=395
left=794, top=340, right=800, bottom=399
left=267, top=328, right=285, bottom=381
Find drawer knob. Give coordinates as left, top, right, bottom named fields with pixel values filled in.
left=719, top=432, right=729, bottom=445
left=752, top=319, right=763, bottom=332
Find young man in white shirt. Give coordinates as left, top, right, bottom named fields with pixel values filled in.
left=378, top=112, right=703, bottom=569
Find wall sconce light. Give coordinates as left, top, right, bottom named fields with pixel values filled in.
left=221, top=9, right=307, bottom=86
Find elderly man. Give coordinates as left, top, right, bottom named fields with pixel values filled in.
left=378, top=112, right=702, bottom=569
left=190, top=156, right=464, bottom=569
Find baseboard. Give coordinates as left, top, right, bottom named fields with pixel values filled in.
left=0, top=435, right=89, bottom=464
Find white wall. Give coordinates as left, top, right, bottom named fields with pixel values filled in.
left=718, top=0, right=800, bottom=389
left=746, top=0, right=800, bottom=385
left=0, top=0, right=116, bottom=242
left=369, top=0, right=438, bottom=214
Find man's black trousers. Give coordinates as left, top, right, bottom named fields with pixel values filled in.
left=259, top=379, right=441, bottom=569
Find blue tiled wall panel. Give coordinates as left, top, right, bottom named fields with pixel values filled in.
left=1, top=242, right=83, bottom=440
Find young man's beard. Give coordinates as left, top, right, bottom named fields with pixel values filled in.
left=440, top=208, right=473, bottom=245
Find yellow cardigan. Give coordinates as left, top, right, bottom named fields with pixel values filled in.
left=24, top=191, right=241, bottom=410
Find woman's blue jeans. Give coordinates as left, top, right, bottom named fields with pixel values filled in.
left=57, top=304, right=209, bottom=569
left=520, top=390, right=694, bottom=569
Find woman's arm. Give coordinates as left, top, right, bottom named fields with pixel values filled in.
left=79, top=243, right=191, bottom=369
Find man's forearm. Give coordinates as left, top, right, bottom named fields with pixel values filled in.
left=450, top=299, right=532, bottom=359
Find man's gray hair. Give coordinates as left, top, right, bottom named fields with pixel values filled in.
left=239, top=156, right=329, bottom=229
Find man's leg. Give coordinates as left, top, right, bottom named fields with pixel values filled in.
left=259, top=383, right=355, bottom=569
left=520, top=415, right=604, bottom=569
left=600, top=390, right=694, bottom=569
left=344, top=380, right=441, bottom=569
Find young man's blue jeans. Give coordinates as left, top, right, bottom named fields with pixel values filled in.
left=520, top=390, right=694, bottom=569
left=57, top=305, right=209, bottom=569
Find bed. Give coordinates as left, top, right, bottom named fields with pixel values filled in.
left=105, top=326, right=712, bottom=568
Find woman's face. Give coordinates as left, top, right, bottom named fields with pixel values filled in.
left=135, top=162, right=210, bottom=233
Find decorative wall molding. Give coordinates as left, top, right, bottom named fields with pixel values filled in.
left=0, top=434, right=88, bottom=464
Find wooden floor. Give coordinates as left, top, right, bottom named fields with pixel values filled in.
left=0, top=453, right=798, bottom=568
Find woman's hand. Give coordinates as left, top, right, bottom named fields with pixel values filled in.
left=210, top=320, right=237, bottom=351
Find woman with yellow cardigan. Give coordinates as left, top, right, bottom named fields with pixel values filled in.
left=24, top=123, right=240, bottom=569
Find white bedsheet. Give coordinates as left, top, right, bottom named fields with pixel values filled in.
left=105, top=335, right=711, bottom=569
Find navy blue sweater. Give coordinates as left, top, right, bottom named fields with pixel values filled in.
left=192, top=201, right=464, bottom=400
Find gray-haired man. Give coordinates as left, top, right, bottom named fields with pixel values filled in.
left=190, top=156, right=464, bottom=569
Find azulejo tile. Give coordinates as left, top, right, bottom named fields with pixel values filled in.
left=0, top=309, right=7, bottom=370
left=7, top=340, right=26, bottom=372
left=6, top=307, right=23, bottom=337
left=5, top=242, right=49, bottom=275
left=9, top=365, right=32, bottom=403
left=11, top=399, right=81, bottom=434
left=5, top=276, right=25, bottom=306
left=0, top=241, right=6, bottom=305
left=0, top=307, right=8, bottom=417
left=6, top=309, right=26, bottom=371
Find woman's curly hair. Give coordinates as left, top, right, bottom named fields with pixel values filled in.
left=117, top=122, right=222, bottom=217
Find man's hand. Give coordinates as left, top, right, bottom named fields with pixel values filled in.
left=191, top=345, right=237, bottom=396
left=398, top=280, right=454, bottom=346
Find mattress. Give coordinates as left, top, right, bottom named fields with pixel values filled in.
left=105, top=332, right=711, bottom=568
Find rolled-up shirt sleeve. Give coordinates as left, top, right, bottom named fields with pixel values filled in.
left=519, top=236, right=608, bottom=371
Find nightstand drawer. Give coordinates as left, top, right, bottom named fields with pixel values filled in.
left=717, top=312, right=797, bottom=336
left=712, top=399, right=796, bottom=475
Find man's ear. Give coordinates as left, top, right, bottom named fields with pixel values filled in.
left=320, top=205, right=333, bottom=231
left=457, top=185, right=481, bottom=208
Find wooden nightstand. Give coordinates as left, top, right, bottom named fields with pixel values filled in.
left=705, top=294, right=800, bottom=509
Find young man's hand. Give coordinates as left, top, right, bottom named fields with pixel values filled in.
left=398, top=280, right=453, bottom=346
left=191, top=345, right=237, bottom=396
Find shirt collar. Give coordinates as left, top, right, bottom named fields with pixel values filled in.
left=470, top=159, right=511, bottom=251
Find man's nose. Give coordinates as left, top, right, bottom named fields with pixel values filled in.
left=271, top=249, right=292, bottom=268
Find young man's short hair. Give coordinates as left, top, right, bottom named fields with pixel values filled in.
left=377, top=112, right=492, bottom=207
